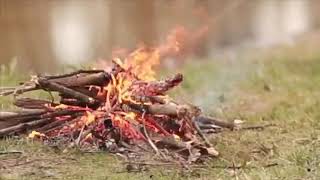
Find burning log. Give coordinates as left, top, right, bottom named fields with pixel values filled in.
left=130, top=73, right=183, bottom=96
left=122, top=103, right=181, bottom=116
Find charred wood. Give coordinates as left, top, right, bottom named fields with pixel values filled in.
left=130, top=73, right=183, bottom=96
left=36, top=112, right=84, bottom=133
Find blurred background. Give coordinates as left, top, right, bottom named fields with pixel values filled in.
left=0, top=0, right=320, bottom=72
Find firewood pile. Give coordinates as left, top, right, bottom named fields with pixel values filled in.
left=0, top=27, right=243, bottom=168
left=0, top=55, right=240, bottom=167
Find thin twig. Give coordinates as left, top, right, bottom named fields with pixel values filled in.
left=37, top=78, right=98, bottom=105
left=239, top=124, right=276, bottom=130
left=211, top=162, right=279, bottom=169
left=0, top=150, right=23, bottom=155
left=75, top=125, right=86, bottom=146
left=123, top=161, right=177, bottom=166
left=141, top=111, right=160, bottom=156
left=0, top=85, right=37, bottom=96
left=193, top=117, right=213, bottom=147
left=44, top=69, right=105, bottom=79
left=0, top=118, right=53, bottom=137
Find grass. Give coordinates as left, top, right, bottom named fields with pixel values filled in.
left=1, top=45, right=320, bottom=179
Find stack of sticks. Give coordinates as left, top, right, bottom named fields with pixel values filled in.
left=0, top=63, right=238, bottom=165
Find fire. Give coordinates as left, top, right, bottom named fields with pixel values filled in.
left=158, top=25, right=209, bottom=60
left=0, top=20, right=224, bottom=164
left=125, top=47, right=160, bottom=81
left=103, top=24, right=209, bottom=104
left=82, top=111, right=96, bottom=125
left=89, top=34, right=191, bottom=140
left=28, top=131, right=46, bottom=139
left=28, top=24, right=209, bottom=147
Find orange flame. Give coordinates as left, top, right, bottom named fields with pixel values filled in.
left=28, top=131, right=46, bottom=139
left=82, top=111, right=96, bottom=125
left=53, top=23, right=210, bottom=143
left=107, top=24, right=209, bottom=105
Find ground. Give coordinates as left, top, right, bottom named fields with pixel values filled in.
left=0, top=42, right=320, bottom=179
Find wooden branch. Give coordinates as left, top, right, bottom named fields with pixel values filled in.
left=0, top=70, right=111, bottom=97
left=0, top=112, right=21, bottom=119
left=60, top=98, right=84, bottom=107
left=0, top=87, right=16, bottom=90
left=0, top=109, right=84, bottom=130
left=141, top=113, right=161, bottom=156
left=35, top=113, right=83, bottom=133
left=0, top=85, right=37, bottom=96
left=193, top=118, right=212, bottom=147
left=42, top=116, right=82, bottom=134
left=123, top=102, right=217, bottom=147
left=0, top=150, right=23, bottom=155
left=155, top=136, right=188, bottom=149
left=130, top=73, right=183, bottom=96
left=44, top=69, right=105, bottom=80
left=14, top=98, right=56, bottom=109
left=123, top=102, right=234, bottom=132
left=0, top=118, right=53, bottom=137
left=123, top=103, right=178, bottom=116
left=240, top=124, right=275, bottom=130
left=0, top=109, right=47, bottom=121
left=39, top=109, right=85, bottom=119
left=123, top=103, right=198, bottom=119
left=0, top=109, right=85, bottom=136
left=195, top=116, right=235, bottom=130
left=198, top=124, right=222, bottom=130
left=48, top=72, right=111, bottom=87
left=37, top=78, right=98, bottom=105
left=130, top=95, right=167, bottom=104
left=59, top=87, right=98, bottom=99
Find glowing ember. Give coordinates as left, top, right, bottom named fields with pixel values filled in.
left=28, top=131, right=46, bottom=139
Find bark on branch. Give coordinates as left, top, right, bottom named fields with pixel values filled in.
left=37, top=78, right=99, bottom=105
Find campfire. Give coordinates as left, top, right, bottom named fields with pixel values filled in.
left=0, top=26, right=240, bottom=168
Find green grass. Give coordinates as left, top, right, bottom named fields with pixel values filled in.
left=1, top=46, right=320, bottom=179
